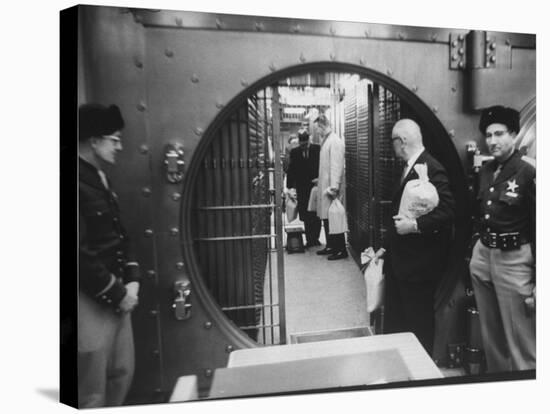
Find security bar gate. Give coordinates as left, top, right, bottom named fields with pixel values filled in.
left=191, top=87, right=286, bottom=344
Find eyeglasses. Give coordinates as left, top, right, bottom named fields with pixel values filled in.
left=102, top=135, right=122, bottom=145
left=485, top=130, right=509, bottom=139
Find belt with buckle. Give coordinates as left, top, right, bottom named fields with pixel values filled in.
left=480, top=231, right=529, bottom=251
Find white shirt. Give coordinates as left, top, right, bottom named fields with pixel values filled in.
left=97, top=170, right=110, bottom=190
left=403, top=146, right=425, bottom=180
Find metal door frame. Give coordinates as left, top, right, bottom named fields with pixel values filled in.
left=178, top=61, right=469, bottom=348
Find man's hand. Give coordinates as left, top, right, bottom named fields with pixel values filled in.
left=393, top=214, right=418, bottom=235
left=119, top=282, right=140, bottom=313
left=312, top=178, right=319, bottom=185
left=524, top=286, right=536, bottom=313
left=125, top=281, right=140, bottom=297
left=326, top=187, right=339, bottom=200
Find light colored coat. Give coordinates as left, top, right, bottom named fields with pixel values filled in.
left=316, top=131, right=345, bottom=219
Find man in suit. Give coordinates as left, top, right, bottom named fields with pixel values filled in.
left=287, top=130, right=322, bottom=247
left=470, top=106, right=535, bottom=372
left=313, top=114, right=348, bottom=260
left=383, top=119, right=455, bottom=355
left=78, top=103, right=141, bottom=407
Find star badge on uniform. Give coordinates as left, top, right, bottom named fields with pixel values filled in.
left=507, top=179, right=518, bottom=193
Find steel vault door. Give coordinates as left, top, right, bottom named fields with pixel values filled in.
left=191, top=88, right=286, bottom=345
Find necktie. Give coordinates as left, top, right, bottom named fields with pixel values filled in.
left=493, top=164, right=502, bottom=181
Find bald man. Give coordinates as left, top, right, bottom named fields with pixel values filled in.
left=383, top=119, right=455, bottom=355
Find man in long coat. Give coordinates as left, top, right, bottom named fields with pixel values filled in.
left=314, top=114, right=348, bottom=260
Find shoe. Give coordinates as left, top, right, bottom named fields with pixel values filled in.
left=327, top=250, right=349, bottom=261
left=316, top=247, right=333, bottom=255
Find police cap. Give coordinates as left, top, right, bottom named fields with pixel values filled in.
left=79, top=103, right=125, bottom=141
left=479, top=105, right=520, bottom=135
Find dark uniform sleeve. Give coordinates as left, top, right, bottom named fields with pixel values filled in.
left=122, top=240, right=141, bottom=284
left=416, top=165, right=455, bottom=234
left=79, top=210, right=127, bottom=308
left=528, top=174, right=536, bottom=263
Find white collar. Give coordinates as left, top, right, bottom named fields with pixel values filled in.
left=406, top=147, right=425, bottom=168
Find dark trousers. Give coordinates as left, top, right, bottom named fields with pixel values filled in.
left=322, top=219, right=346, bottom=252
left=300, top=210, right=321, bottom=244
left=383, top=272, right=437, bottom=355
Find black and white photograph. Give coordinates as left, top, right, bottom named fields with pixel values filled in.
left=4, top=0, right=548, bottom=413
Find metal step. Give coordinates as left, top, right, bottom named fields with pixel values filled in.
left=290, top=326, right=373, bottom=344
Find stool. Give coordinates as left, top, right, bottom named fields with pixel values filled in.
left=285, top=224, right=305, bottom=253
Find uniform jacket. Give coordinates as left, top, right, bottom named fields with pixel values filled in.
left=286, top=143, right=320, bottom=216
left=476, top=150, right=536, bottom=253
left=316, top=131, right=345, bottom=220
left=385, top=150, right=456, bottom=282
left=79, top=158, right=140, bottom=310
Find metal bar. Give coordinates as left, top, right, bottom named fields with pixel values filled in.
left=229, top=110, right=245, bottom=324
left=131, top=10, right=536, bottom=49
left=197, top=144, right=211, bottom=295
left=368, top=83, right=376, bottom=246
left=264, top=88, right=275, bottom=344
left=194, top=234, right=274, bottom=242
left=242, top=102, right=260, bottom=340
left=207, top=136, right=220, bottom=298
left=221, top=118, right=237, bottom=315
left=212, top=127, right=229, bottom=304
left=221, top=303, right=279, bottom=311
left=249, top=94, right=266, bottom=344
left=272, top=85, right=286, bottom=345
left=196, top=204, right=275, bottom=211
left=239, top=324, right=281, bottom=331
left=372, top=83, right=381, bottom=249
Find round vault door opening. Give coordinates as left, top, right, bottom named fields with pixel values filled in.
left=182, top=65, right=467, bottom=346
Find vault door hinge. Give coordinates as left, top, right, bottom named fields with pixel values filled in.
left=449, top=31, right=502, bottom=70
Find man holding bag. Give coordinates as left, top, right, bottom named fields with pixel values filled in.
left=314, top=114, right=348, bottom=261
left=384, top=119, right=455, bottom=355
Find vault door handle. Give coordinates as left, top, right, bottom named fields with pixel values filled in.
left=164, top=144, right=185, bottom=183
left=173, top=281, right=192, bottom=320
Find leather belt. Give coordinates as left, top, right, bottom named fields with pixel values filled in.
left=480, top=231, right=529, bottom=251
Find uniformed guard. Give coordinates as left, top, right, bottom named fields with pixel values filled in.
left=78, top=103, right=141, bottom=407
left=470, top=105, right=536, bottom=372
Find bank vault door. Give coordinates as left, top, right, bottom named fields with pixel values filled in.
left=191, top=87, right=286, bottom=345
